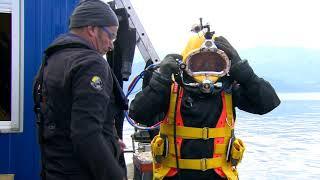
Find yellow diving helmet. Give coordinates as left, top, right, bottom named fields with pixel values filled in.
left=180, top=20, right=230, bottom=93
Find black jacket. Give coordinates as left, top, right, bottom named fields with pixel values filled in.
left=33, top=33, right=124, bottom=180
left=129, top=60, right=280, bottom=180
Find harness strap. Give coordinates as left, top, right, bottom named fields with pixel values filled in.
left=225, top=92, right=234, bottom=127
left=164, top=156, right=225, bottom=171
left=167, top=83, right=179, bottom=124
left=160, top=124, right=231, bottom=139
left=167, top=137, right=227, bottom=156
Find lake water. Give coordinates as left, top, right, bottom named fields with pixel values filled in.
left=123, top=93, right=320, bottom=179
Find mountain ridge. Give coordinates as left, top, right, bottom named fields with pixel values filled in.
left=123, top=47, right=320, bottom=93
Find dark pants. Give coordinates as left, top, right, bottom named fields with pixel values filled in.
left=114, top=110, right=127, bottom=178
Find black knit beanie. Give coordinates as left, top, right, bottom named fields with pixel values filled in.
left=69, top=0, right=119, bottom=29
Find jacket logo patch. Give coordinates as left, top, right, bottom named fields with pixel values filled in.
left=90, top=76, right=103, bottom=91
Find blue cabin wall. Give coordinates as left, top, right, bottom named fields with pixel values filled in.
left=0, top=0, right=79, bottom=179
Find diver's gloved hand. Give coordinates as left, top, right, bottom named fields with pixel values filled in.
left=215, top=36, right=257, bottom=84
left=159, top=54, right=182, bottom=79
left=214, top=36, right=241, bottom=67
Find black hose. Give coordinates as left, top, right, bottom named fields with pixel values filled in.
left=173, top=85, right=181, bottom=179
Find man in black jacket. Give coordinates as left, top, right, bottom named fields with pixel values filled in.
left=129, top=33, right=280, bottom=179
left=33, top=1, right=126, bottom=179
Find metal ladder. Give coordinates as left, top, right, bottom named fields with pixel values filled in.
left=114, top=0, right=160, bottom=64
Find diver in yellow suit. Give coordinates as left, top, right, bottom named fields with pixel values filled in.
left=129, top=22, right=280, bottom=180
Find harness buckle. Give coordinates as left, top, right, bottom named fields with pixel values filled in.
left=202, top=127, right=209, bottom=140
left=200, top=158, right=208, bottom=171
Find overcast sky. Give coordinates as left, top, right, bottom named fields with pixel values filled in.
left=121, top=0, right=320, bottom=54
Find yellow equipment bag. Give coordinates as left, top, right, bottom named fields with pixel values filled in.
left=230, top=138, right=245, bottom=166
left=151, top=135, right=168, bottom=163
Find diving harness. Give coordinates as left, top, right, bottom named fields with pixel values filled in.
left=125, top=19, right=246, bottom=180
